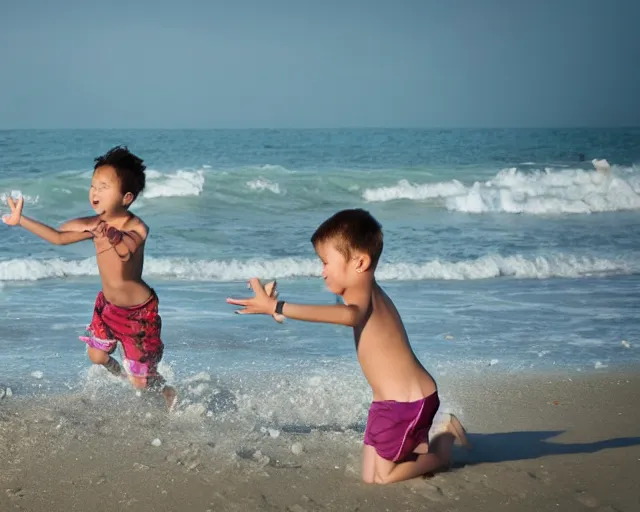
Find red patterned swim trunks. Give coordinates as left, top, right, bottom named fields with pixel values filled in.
left=79, top=290, right=164, bottom=378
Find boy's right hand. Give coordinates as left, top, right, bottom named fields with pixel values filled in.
left=90, top=220, right=107, bottom=238
left=89, top=220, right=113, bottom=254
left=264, top=281, right=285, bottom=323
left=227, top=278, right=278, bottom=317
left=2, top=196, right=24, bottom=226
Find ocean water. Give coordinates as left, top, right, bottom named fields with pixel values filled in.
left=1, top=128, right=639, bottom=424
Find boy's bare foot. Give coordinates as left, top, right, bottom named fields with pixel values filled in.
left=443, top=413, right=472, bottom=450
left=162, top=386, right=178, bottom=412
left=264, top=280, right=285, bottom=323
left=426, top=414, right=472, bottom=472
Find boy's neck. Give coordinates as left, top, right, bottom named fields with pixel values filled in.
left=341, top=276, right=376, bottom=304
left=100, top=210, right=132, bottom=223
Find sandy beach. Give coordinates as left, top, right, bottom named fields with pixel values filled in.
left=1, top=370, right=638, bottom=512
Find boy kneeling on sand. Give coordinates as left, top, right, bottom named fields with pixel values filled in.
left=227, top=208, right=470, bottom=484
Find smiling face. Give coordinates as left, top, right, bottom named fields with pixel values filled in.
left=314, top=239, right=358, bottom=296
left=89, top=165, right=132, bottom=216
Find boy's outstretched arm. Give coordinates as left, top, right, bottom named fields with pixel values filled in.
left=2, top=196, right=94, bottom=245
left=227, top=278, right=368, bottom=327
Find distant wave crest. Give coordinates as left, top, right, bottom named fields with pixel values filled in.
left=363, top=165, right=640, bottom=214
left=0, top=253, right=631, bottom=283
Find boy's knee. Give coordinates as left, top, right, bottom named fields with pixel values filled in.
left=87, top=347, right=109, bottom=365
left=361, top=473, right=375, bottom=484
left=373, top=473, right=392, bottom=485
left=362, top=475, right=389, bottom=485
left=368, top=467, right=393, bottom=485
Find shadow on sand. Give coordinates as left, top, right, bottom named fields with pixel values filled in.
left=453, top=430, right=640, bottom=466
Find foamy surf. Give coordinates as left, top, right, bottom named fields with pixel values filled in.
left=246, top=178, right=282, bottom=194
left=0, top=253, right=632, bottom=282
left=74, top=363, right=463, bottom=435
left=363, top=179, right=466, bottom=202
left=0, top=191, right=39, bottom=205
left=142, top=169, right=205, bottom=199
left=363, top=165, right=640, bottom=214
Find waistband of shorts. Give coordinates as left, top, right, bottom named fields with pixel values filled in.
left=97, top=289, right=158, bottom=312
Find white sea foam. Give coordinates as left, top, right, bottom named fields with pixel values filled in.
left=252, top=164, right=292, bottom=173
left=246, top=178, right=281, bottom=194
left=363, top=165, right=640, bottom=214
left=142, top=169, right=205, bottom=199
left=363, top=179, right=466, bottom=202
left=0, top=190, right=40, bottom=205
left=0, top=253, right=632, bottom=283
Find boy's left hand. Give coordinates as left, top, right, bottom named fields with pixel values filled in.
left=90, top=219, right=107, bottom=238
left=227, top=278, right=277, bottom=316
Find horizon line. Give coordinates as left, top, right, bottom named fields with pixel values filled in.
left=1, top=125, right=639, bottom=131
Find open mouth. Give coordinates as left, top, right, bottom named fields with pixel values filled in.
left=92, top=200, right=100, bottom=207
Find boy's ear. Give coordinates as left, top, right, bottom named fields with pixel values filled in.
left=354, top=253, right=372, bottom=274
left=122, top=192, right=134, bottom=207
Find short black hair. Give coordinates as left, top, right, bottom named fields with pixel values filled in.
left=94, top=146, right=146, bottom=202
left=311, top=209, right=384, bottom=267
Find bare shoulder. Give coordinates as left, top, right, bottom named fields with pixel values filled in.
left=124, top=214, right=149, bottom=240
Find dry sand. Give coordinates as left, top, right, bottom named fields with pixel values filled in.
left=1, top=370, right=638, bottom=512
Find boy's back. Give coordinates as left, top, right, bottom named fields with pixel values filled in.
left=355, top=283, right=436, bottom=403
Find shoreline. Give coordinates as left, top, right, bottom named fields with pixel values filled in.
left=1, top=369, right=639, bottom=511
left=2, top=358, right=639, bottom=391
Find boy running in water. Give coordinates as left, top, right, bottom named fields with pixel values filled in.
left=3, top=146, right=176, bottom=410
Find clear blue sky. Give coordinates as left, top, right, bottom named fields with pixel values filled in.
left=1, top=0, right=638, bottom=129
